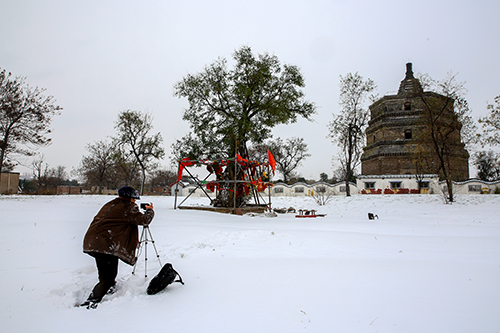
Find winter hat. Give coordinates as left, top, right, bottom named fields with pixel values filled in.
left=118, top=186, right=140, bottom=200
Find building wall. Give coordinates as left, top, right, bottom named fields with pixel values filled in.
left=356, top=174, right=441, bottom=194
left=56, top=186, right=84, bottom=194
left=0, top=172, right=20, bottom=194
left=270, top=182, right=357, bottom=197
left=445, top=179, right=500, bottom=194
left=179, top=182, right=357, bottom=198
left=362, top=154, right=417, bottom=176
left=181, top=185, right=216, bottom=197
left=175, top=178, right=500, bottom=199
left=361, top=68, right=469, bottom=181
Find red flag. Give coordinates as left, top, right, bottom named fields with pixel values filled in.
left=177, top=163, right=185, bottom=182
left=268, top=150, right=276, bottom=175
left=177, top=158, right=195, bottom=182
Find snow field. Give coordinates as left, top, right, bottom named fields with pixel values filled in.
left=1, top=194, right=499, bottom=332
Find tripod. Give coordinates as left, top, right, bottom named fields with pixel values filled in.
left=132, top=225, right=162, bottom=278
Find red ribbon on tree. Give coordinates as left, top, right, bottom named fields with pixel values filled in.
left=177, top=158, right=196, bottom=182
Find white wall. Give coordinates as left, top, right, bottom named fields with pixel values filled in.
left=173, top=178, right=500, bottom=198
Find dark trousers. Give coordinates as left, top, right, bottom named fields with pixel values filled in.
left=87, top=253, right=119, bottom=303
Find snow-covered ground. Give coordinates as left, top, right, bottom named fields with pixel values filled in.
left=1, top=194, right=500, bottom=332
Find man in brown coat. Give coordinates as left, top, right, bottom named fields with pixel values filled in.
left=80, top=186, right=154, bottom=308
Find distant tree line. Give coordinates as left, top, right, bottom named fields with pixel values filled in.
left=20, top=156, right=78, bottom=194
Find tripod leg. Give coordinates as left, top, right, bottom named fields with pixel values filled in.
left=133, top=226, right=162, bottom=278
left=146, top=227, right=162, bottom=267
left=144, top=236, right=148, bottom=277
left=132, top=226, right=147, bottom=276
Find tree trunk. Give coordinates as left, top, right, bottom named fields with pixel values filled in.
left=0, top=139, right=6, bottom=184
left=446, top=177, right=454, bottom=203
left=345, top=125, right=353, bottom=197
left=140, top=169, right=146, bottom=196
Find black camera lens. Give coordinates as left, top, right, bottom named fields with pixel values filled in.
left=140, top=203, right=148, bottom=210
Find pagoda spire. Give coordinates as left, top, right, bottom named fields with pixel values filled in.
left=397, top=62, right=423, bottom=96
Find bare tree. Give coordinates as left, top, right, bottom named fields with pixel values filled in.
left=478, top=95, right=500, bottom=147
left=32, top=154, right=48, bottom=193
left=417, top=72, right=477, bottom=150
left=30, top=154, right=68, bottom=194
left=271, top=137, right=310, bottom=183
left=77, top=139, right=116, bottom=194
left=0, top=69, right=61, bottom=182
left=328, top=72, right=376, bottom=196
left=111, top=143, right=141, bottom=189
left=114, top=110, right=165, bottom=195
left=249, top=137, right=310, bottom=183
left=414, top=72, right=472, bottom=203
left=148, top=169, right=177, bottom=190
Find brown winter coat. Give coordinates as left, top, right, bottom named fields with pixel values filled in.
left=83, top=198, right=154, bottom=265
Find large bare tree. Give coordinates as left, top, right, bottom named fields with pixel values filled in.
left=415, top=72, right=472, bottom=203
left=0, top=69, right=61, bottom=182
left=328, top=72, right=376, bottom=196
left=417, top=72, right=477, bottom=150
left=114, top=110, right=165, bottom=195
left=77, top=139, right=116, bottom=194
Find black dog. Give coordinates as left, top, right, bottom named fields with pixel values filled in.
left=368, top=213, right=379, bottom=220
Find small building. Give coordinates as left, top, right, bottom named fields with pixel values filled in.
left=271, top=182, right=357, bottom=197
left=88, top=186, right=118, bottom=195
left=148, top=187, right=170, bottom=196
left=56, top=186, right=85, bottom=194
left=357, top=174, right=440, bottom=194
left=170, top=181, right=187, bottom=196
left=181, top=183, right=216, bottom=197
left=0, top=172, right=20, bottom=194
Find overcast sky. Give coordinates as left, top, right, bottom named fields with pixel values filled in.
left=1, top=0, right=499, bottom=180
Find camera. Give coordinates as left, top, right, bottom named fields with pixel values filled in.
left=140, top=203, right=149, bottom=210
